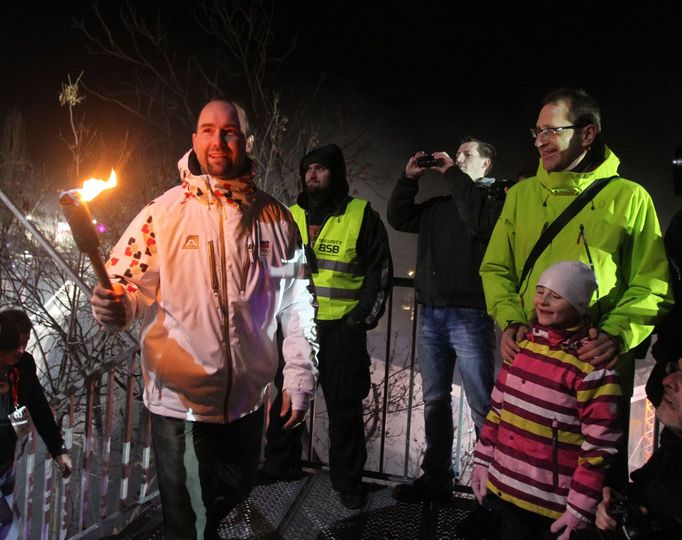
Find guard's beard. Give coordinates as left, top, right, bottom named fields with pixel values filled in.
left=307, top=185, right=333, bottom=208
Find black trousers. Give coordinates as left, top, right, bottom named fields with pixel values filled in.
left=487, top=495, right=560, bottom=540
left=151, top=408, right=263, bottom=540
left=264, top=321, right=370, bottom=493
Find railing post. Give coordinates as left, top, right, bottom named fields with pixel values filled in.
left=40, top=445, right=54, bottom=538
left=120, top=352, right=137, bottom=509
left=139, top=412, right=153, bottom=503
left=378, top=285, right=394, bottom=474
left=403, top=288, right=419, bottom=478
left=58, top=395, right=75, bottom=540
left=20, top=431, right=37, bottom=539
left=79, top=378, right=96, bottom=531
left=99, top=367, right=116, bottom=519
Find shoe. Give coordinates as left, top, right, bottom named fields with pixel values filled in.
left=392, top=478, right=451, bottom=504
left=455, top=504, right=500, bottom=540
left=338, top=487, right=367, bottom=510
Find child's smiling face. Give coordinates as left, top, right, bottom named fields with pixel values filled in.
left=533, top=285, right=581, bottom=328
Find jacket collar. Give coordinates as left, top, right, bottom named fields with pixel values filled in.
left=177, top=149, right=258, bottom=210
left=534, top=145, right=620, bottom=194
left=529, top=321, right=591, bottom=350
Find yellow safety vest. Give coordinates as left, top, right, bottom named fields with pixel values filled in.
left=290, top=199, right=367, bottom=320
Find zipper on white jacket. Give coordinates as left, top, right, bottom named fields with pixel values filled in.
left=241, top=240, right=251, bottom=293
left=208, top=240, right=222, bottom=313
left=217, top=202, right=234, bottom=421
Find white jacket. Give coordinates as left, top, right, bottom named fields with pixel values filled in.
left=103, top=150, right=318, bottom=423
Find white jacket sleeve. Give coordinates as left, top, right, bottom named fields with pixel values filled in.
left=278, top=236, right=319, bottom=412
left=100, top=204, right=160, bottom=329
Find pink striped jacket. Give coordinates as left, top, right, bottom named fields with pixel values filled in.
left=473, top=322, right=622, bottom=522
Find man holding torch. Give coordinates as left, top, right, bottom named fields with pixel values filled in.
left=90, top=98, right=318, bottom=539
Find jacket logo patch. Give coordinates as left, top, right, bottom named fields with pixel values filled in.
left=259, top=240, right=270, bottom=255
left=183, top=235, right=200, bottom=249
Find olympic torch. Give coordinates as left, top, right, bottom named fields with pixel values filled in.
left=59, top=170, right=117, bottom=289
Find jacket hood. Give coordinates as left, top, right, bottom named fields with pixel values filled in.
left=534, top=144, right=621, bottom=194
left=297, top=143, right=349, bottom=208
left=177, top=149, right=258, bottom=210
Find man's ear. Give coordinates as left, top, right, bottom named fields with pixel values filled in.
left=582, top=124, right=598, bottom=148
left=246, top=134, right=255, bottom=154
left=483, top=159, right=492, bottom=175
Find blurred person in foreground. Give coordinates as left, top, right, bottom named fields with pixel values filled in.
left=591, top=356, right=682, bottom=539
left=0, top=310, right=71, bottom=540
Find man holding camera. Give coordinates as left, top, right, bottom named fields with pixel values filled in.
left=388, top=137, right=505, bottom=502
left=593, top=358, right=682, bottom=539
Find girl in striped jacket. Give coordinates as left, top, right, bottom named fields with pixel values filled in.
left=472, top=261, right=622, bottom=540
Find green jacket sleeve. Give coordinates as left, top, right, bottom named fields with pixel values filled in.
left=479, top=187, right=529, bottom=329
left=598, top=190, right=672, bottom=352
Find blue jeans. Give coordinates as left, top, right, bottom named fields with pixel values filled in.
left=418, top=305, right=495, bottom=487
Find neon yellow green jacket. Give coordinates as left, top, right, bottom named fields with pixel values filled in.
left=480, top=146, right=671, bottom=390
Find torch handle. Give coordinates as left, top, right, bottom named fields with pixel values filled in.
left=85, top=248, right=113, bottom=290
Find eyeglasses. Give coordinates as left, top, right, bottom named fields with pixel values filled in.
left=530, top=125, right=588, bottom=139
left=665, top=361, right=682, bottom=376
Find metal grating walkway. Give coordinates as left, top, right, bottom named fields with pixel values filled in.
left=109, top=472, right=478, bottom=539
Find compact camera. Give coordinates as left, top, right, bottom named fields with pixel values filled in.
left=570, top=492, right=659, bottom=540
left=416, top=154, right=442, bottom=168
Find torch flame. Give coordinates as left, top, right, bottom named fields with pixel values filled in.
left=78, top=169, right=117, bottom=202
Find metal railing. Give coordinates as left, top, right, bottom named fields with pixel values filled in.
left=13, top=348, right=157, bottom=539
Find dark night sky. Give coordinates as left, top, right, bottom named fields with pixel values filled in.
left=2, top=2, right=682, bottom=273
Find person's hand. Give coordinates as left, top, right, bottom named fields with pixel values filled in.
left=280, top=390, right=306, bottom=430
left=550, top=509, right=586, bottom=540
left=595, top=487, right=618, bottom=530
left=91, top=283, right=128, bottom=330
left=500, top=324, right=528, bottom=362
left=431, top=151, right=455, bottom=174
left=405, top=152, right=430, bottom=180
left=471, top=465, right=488, bottom=504
left=578, top=328, right=619, bottom=369
left=55, top=453, right=72, bottom=479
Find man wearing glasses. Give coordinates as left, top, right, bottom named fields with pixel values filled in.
left=480, top=88, right=671, bottom=488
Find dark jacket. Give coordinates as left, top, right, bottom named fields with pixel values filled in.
left=627, top=428, right=682, bottom=539
left=297, top=144, right=392, bottom=329
left=1, top=353, right=65, bottom=471
left=387, top=167, right=504, bottom=309
left=649, top=208, right=682, bottom=404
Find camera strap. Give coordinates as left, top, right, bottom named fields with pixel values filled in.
left=517, top=175, right=618, bottom=292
